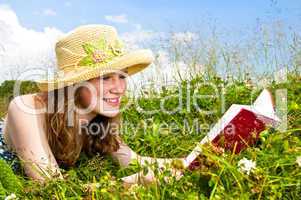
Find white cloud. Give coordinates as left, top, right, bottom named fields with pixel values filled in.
left=120, top=29, right=164, bottom=50
left=118, top=29, right=165, bottom=96
left=42, top=8, right=57, bottom=16
left=0, top=4, right=64, bottom=82
left=105, top=14, right=128, bottom=23
left=151, top=50, right=192, bottom=85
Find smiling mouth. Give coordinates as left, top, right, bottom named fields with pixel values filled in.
left=103, top=97, right=120, bottom=104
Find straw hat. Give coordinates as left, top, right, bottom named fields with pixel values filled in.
left=35, top=24, right=154, bottom=92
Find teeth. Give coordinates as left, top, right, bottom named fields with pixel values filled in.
left=103, top=98, right=119, bottom=103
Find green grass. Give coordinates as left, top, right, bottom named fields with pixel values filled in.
left=0, top=70, right=300, bottom=199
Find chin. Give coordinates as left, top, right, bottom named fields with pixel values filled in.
left=100, top=110, right=120, bottom=118
left=94, top=101, right=121, bottom=118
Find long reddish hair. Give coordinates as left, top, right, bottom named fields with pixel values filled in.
left=34, top=84, right=121, bottom=168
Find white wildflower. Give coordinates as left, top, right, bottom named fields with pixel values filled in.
left=296, top=156, right=301, bottom=167
left=4, top=193, right=17, bottom=200
left=238, top=157, right=256, bottom=175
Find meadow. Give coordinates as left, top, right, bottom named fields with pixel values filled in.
left=0, top=24, right=300, bottom=199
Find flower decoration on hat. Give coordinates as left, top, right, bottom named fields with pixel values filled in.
left=78, top=34, right=125, bottom=67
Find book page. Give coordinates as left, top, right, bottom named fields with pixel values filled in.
left=251, top=89, right=280, bottom=121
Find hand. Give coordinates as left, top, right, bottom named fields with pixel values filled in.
left=121, top=167, right=157, bottom=188
left=120, top=157, right=186, bottom=187
left=162, top=167, right=184, bottom=183
left=150, top=157, right=186, bottom=183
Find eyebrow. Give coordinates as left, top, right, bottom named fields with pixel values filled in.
left=103, top=69, right=128, bottom=77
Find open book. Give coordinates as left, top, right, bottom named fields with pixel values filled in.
left=183, top=89, right=280, bottom=170
left=121, top=89, right=280, bottom=184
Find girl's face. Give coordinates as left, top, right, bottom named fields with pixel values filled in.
left=79, top=70, right=127, bottom=118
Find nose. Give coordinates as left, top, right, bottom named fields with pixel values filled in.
left=109, top=74, right=126, bottom=94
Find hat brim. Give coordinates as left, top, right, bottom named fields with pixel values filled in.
left=35, top=49, right=154, bottom=92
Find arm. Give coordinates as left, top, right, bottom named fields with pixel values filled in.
left=7, top=95, right=63, bottom=183
left=110, top=138, right=180, bottom=168
left=109, top=138, right=185, bottom=185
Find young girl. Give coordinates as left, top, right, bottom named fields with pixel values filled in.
left=0, top=24, right=185, bottom=185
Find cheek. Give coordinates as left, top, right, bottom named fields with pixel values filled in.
left=115, top=79, right=127, bottom=93
left=92, top=78, right=128, bottom=98
left=80, top=88, right=93, bottom=107
left=123, top=80, right=127, bottom=90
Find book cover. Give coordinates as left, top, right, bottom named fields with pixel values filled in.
left=184, top=89, right=280, bottom=170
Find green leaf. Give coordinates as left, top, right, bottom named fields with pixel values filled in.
left=78, top=56, right=94, bottom=66
left=82, top=43, right=97, bottom=55
left=106, top=50, right=115, bottom=58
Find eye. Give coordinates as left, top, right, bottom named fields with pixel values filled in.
left=100, top=73, right=126, bottom=80
left=119, top=74, right=126, bottom=79
left=101, top=75, right=111, bottom=80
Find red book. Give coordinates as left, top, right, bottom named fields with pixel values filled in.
left=183, top=89, right=280, bottom=170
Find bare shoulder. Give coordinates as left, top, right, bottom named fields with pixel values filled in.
left=4, top=93, right=47, bottom=149
left=8, top=93, right=47, bottom=113
left=5, top=93, right=62, bottom=181
left=6, top=92, right=47, bottom=131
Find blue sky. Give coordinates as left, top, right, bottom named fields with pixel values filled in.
left=1, top=0, right=300, bottom=33
left=0, top=0, right=300, bottom=84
